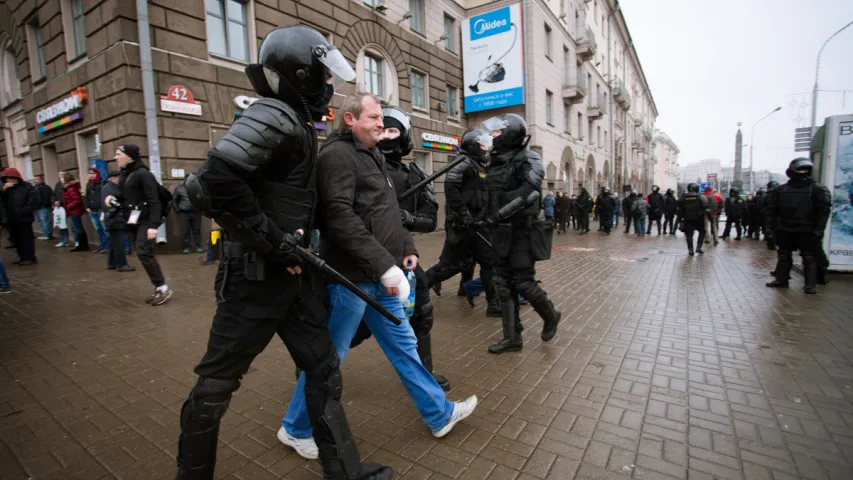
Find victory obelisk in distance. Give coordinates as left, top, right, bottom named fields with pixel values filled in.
left=733, top=122, right=744, bottom=188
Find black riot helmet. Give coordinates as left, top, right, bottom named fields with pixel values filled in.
left=482, top=114, right=530, bottom=153
left=666, top=188, right=674, bottom=195
left=245, top=26, right=355, bottom=120
left=376, top=107, right=413, bottom=160
left=729, top=187, right=740, bottom=197
left=652, top=185, right=660, bottom=193
left=687, top=183, right=700, bottom=193
left=767, top=180, right=779, bottom=189
left=786, top=157, right=814, bottom=178
left=757, top=187, right=767, bottom=195
left=460, top=128, right=492, bottom=161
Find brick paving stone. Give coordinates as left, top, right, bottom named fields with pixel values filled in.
left=4, top=227, right=853, bottom=479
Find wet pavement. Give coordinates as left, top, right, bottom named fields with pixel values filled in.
left=2, top=223, right=853, bottom=480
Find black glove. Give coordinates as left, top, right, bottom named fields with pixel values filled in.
left=477, top=217, right=498, bottom=229
left=272, top=231, right=303, bottom=266
left=460, top=209, right=474, bottom=227
left=400, top=209, right=415, bottom=228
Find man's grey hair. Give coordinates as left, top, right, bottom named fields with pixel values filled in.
left=334, top=92, right=381, bottom=131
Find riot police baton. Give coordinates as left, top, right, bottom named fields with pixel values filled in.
left=292, top=237, right=402, bottom=326
left=398, top=154, right=468, bottom=201
left=474, top=230, right=492, bottom=248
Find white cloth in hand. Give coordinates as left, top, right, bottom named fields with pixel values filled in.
left=380, top=265, right=409, bottom=303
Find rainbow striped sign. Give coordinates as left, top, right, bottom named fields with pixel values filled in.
left=421, top=141, right=456, bottom=151
left=38, top=112, right=84, bottom=134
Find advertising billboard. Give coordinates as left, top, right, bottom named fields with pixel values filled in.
left=461, top=3, right=524, bottom=113
left=824, top=115, right=853, bottom=269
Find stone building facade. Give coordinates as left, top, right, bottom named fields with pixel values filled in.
left=651, top=129, right=679, bottom=192
left=0, top=0, right=469, bottom=245
left=0, top=0, right=661, bottom=245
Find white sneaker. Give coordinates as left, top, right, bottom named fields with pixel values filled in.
left=55, top=242, right=68, bottom=247
left=433, top=395, right=478, bottom=438
left=277, top=426, right=319, bottom=459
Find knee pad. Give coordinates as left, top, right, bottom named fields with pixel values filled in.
left=180, top=377, right=240, bottom=431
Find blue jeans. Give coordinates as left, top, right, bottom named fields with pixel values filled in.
left=89, top=212, right=109, bottom=250
left=0, top=258, right=9, bottom=289
left=613, top=213, right=619, bottom=228
left=282, top=282, right=453, bottom=437
left=69, top=215, right=84, bottom=243
left=635, top=218, right=646, bottom=235
left=36, top=208, right=52, bottom=238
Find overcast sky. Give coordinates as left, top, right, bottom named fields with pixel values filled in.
left=619, top=0, right=853, bottom=173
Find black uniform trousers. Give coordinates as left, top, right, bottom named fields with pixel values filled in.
left=578, top=210, right=590, bottom=231
left=647, top=215, right=663, bottom=234
left=492, top=229, right=552, bottom=332
left=749, top=216, right=763, bottom=239
left=427, top=227, right=493, bottom=297
left=623, top=213, right=634, bottom=233
left=773, top=231, right=820, bottom=287
left=683, top=219, right=706, bottom=252
left=178, top=259, right=358, bottom=479
left=663, top=215, right=676, bottom=234
left=721, top=217, right=742, bottom=239
left=598, top=210, right=613, bottom=233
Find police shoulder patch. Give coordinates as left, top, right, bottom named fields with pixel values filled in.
left=479, top=172, right=487, bottom=178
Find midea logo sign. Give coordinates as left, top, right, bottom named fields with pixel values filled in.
left=473, top=18, right=507, bottom=35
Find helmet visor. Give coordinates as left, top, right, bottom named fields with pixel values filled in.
left=476, top=133, right=493, bottom=151
left=481, top=117, right=508, bottom=134
left=314, top=45, right=356, bottom=89
left=382, top=108, right=412, bottom=132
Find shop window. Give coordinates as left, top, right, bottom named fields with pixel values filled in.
left=206, top=0, right=249, bottom=63
left=75, top=130, right=101, bottom=176
left=443, top=14, right=456, bottom=52
left=364, top=54, right=383, bottom=97
left=545, top=90, right=553, bottom=125
left=414, top=151, right=431, bottom=174
left=26, top=20, right=47, bottom=81
left=446, top=85, right=458, bottom=118
left=409, top=0, right=424, bottom=34
left=0, top=41, right=20, bottom=106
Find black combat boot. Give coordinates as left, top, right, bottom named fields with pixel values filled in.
left=486, top=290, right=502, bottom=317
left=766, top=255, right=791, bottom=288
left=418, top=336, right=450, bottom=391
left=540, top=302, right=562, bottom=342
left=489, top=299, right=522, bottom=354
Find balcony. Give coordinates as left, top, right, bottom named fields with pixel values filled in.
left=561, top=70, right=587, bottom=103
left=587, top=93, right=605, bottom=118
left=613, top=79, right=631, bottom=110
left=576, top=26, right=596, bottom=60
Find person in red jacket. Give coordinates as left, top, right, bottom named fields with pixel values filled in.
left=62, top=173, right=90, bottom=251
left=703, top=185, right=723, bottom=246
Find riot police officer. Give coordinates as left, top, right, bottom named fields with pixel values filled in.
left=765, top=158, right=831, bottom=294
left=721, top=187, right=746, bottom=240
left=662, top=188, right=678, bottom=234
left=426, top=129, right=500, bottom=318
left=349, top=106, right=451, bottom=390
left=177, top=26, right=391, bottom=480
left=678, top=183, right=710, bottom=256
left=646, top=185, right=665, bottom=235
left=479, top=114, right=561, bottom=354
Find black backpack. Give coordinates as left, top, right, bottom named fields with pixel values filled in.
left=158, top=184, right=173, bottom=220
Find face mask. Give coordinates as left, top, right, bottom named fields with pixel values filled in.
left=305, top=84, right=334, bottom=122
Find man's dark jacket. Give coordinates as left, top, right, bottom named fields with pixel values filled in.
left=317, top=130, right=417, bottom=283
left=172, top=185, right=194, bottom=213
left=52, top=180, right=65, bottom=206
left=101, top=181, right=127, bottom=231
left=622, top=194, right=635, bottom=215
left=647, top=192, right=665, bottom=217
left=118, top=160, right=162, bottom=230
left=1, top=182, right=37, bottom=223
left=595, top=194, right=616, bottom=214
left=85, top=178, right=104, bottom=212
left=663, top=194, right=678, bottom=216
left=35, top=183, right=53, bottom=209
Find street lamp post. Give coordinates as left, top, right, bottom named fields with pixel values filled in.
left=810, top=20, right=853, bottom=139
left=749, top=107, right=781, bottom=192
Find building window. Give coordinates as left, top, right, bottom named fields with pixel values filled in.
left=411, top=70, right=426, bottom=109
left=560, top=0, right=566, bottom=16
left=563, top=103, right=569, bottom=133
left=545, top=90, right=553, bottom=125
left=27, top=21, right=47, bottom=80
left=563, top=47, right=569, bottom=84
left=443, top=14, right=456, bottom=52
left=1, top=43, right=20, bottom=106
left=206, top=0, right=249, bottom=62
left=588, top=120, right=594, bottom=144
left=544, top=24, right=552, bottom=59
left=446, top=85, right=458, bottom=117
left=60, top=0, right=86, bottom=59
left=414, top=152, right=430, bottom=173
left=597, top=126, right=602, bottom=145
left=364, top=54, right=383, bottom=97
left=409, top=0, right=424, bottom=34
left=577, top=112, right=583, bottom=138
left=75, top=130, right=101, bottom=176
left=364, top=0, right=379, bottom=6
left=210, top=125, right=229, bottom=147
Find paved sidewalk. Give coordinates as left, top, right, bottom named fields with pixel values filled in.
left=1, top=226, right=852, bottom=480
